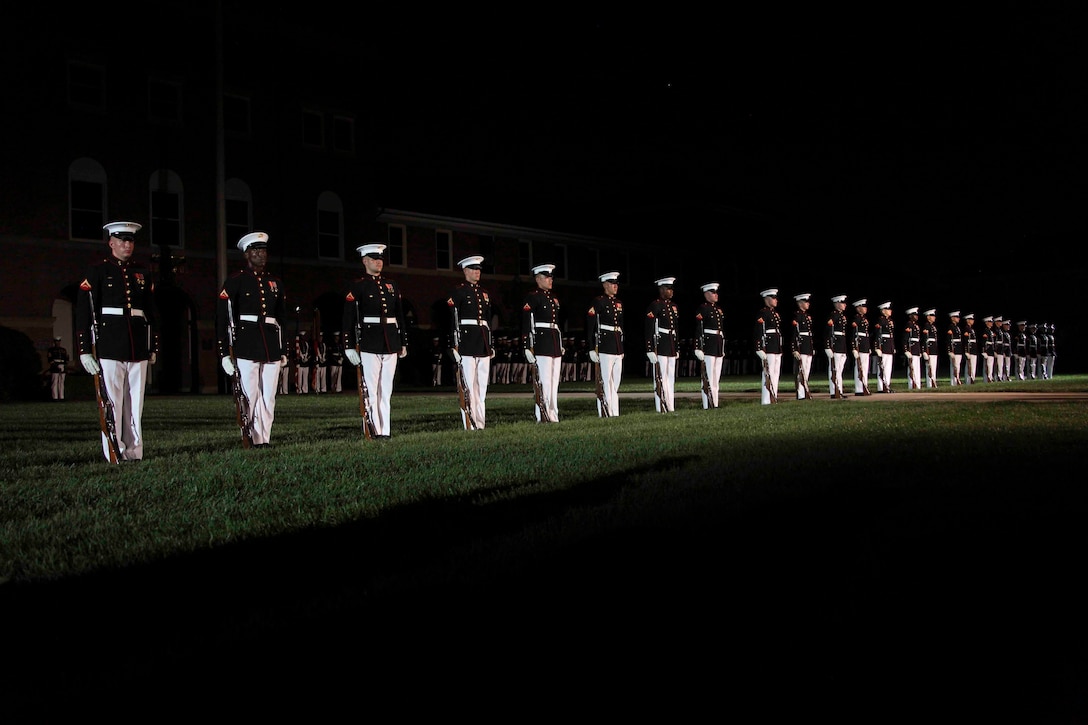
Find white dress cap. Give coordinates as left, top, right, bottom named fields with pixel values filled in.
left=831, top=294, right=847, bottom=303
left=701, top=282, right=720, bottom=293
left=532, top=263, right=556, bottom=276
left=853, top=298, right=867, bottom=307
left=759, top=288, right=778, bottom=298
left=458, top=255, right=485, bottom=268
left=878, top=301, right=892, bottom=310
left=924, top=308, right=936, bottom=316
left=964, top=313, right=974, bottom=320
left=599, top=271, right=621, bottom=283
left=793, top=292, right=811, bottom=301
left=655, top=277, right=677, bottom=287
left=237, top=231, right=269, bottom=252
left=982, top=316, right=993, bottom=322
left=103, top=221, right=142, bottom=237
left=949, top=310, right=960, bottom=317
left=905, top=307, right=919, bottom=315
left=356, top=243, right=387, bottom=257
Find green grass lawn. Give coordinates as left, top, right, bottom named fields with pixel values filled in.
left=3, top=375, right=1087, bottom=720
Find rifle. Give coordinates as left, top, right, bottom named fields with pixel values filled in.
left=354, top=301, right=379, bottom=439
left=312, top=307, right=323, bottom=391
left=528, top=313, right=553, bottom=423
left=594, top=325, right=611, bottom=417
left=830, top=350, right=844, bottom=399
left=796, top=354, right=812, bottom=400
left=951, top=354, right=962, bottom=386
left=226, top=299, right=255, bottom=449
left=760, top=330, right=777, bottom=404
left=908, top=353, right=919, bottom=389
left=451, top=307, right=478, bottom=430
left=876, top=351, right=892, bottom=393
left=88, top=291, right=122, bottom=464
left=652, top=323, right=670, bottom=413
left=855, top=350, right=871, bottom=396
left=698, top=321, right=715, bottom=408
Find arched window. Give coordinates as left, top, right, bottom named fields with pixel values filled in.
left=69, top=157, right=107, bottom=241
left=317, top=191, right=344, bottom=259
left=149, top=169, right=184, bottom=248
left=225, top=178, right=253, bottom=246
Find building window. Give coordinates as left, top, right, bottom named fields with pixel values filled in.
left=332, top=115, right=355, bottom=153
left=303, top=109, right=324, bottom=147
left=149, top=169, right=184, bottom=248
left=554, top=244, right=568, bottom=279
left=386, top=224, right=405, bottom=266
left=479, top=235, right=495, bottom=274
left=68, top=61, right=104, bottom=110
left=317, top=191, right=344, bottom=259
left=223, top=94, right=251, bottom=136
left=224, top=178, right=253, bottom=245
left=518, top=239, right=533, bottom=276
left=148, top=78, right=182, bottom=123
left=69, top=157, right=107, bottom=241
left=435, top=229, right=452, bottom=270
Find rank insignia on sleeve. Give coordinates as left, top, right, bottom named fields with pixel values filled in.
left=696, top=313, right=703, bottom=320
left=523, top=303, right=531, bottom=311
left=79, top=279, right=91, bottom=291
left=588, top=308, right=595, bottom=315
left=447, top=298, right=455, bottom=306
left=646, top=312, right=654, bottom=318
left=346, top=292, right=355, bottom=302
left=757, top=317, right=764, bottom=324
left=219, top=289, right=230, bottom=300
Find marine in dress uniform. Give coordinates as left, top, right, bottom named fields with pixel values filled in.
left=789, top=293, right=814, bottom=400
left=962, top=313, right=978, bottom=384
left=447, top=254, right=494, bottom=429
left=587, top=271, right=624, bottom=416
left=522, top=263, right=563, bottom=422
left=825, top=295, right=850, bottom=398
left=921, top=309, right=940, bottom=387
left=1014, top=320, right=1028, bottom=380
left=1045, top=323, right=1056, bottom=379
left=946, top=311, right=964, bottom=385
left=48, top=336, right=69, bottom=400
left=873, top=301, right=896, bottom=392
left=901, top=307, right=922, bottom=390
left=295, top=331, right=311, bottom=394
left=850, top=299, right=872, bottom=395
left=1000, top=319, right=1013, bottom=381
left=755, top=288, right=782, bottom=405
left=75, top=221, right=158, bottom=462
left=991, top=317, right=1005, bottom=382
left=216, top=231, right=288, bottom=447
left=329, top=331, right=344, bottom=392
left=981, top=316, right=997, bottom=382
left=1026, top=322, right=1039, bottom=379
left=312, top=332, right=328, bottom=393
left=342, top=243, right=409, bottom=438
left=695, top=282, right=726, bottom=408
left=645, top=277, right=680, bottom=412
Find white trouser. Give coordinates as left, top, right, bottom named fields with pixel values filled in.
left=854, top=353, right=870, bottom=394
left=654, top=354, right=678, bottom=412
left=983, top=354, right=995, bottom=382
left=994, top=354, right=1004, bottom=382
left=296, top=365, right=310, bottom=393
left=949, top=353, right=963, bottom=384
left=599, top=352, right=623, bottom=416
left=313, top=365, right=327, bottom=393
left=238, top=358, right=281, bottom=445
left=534, top=355, right=561, bottom=422
left=702, top=354, right=723, bottom=407
left=760, top=353, right=781, bottom=405
left=876, top=353, right=893, bottom=391
left=52, top=372, right=66, bottom=399
left=361, top=352, right=398, bottom=436
left=279, top=365, right=290, bottom=393
left=460, top=355, right=490, bottom=429
left=1028, top=357, right=1038, bottom=379
left=905, top=354, right=922, bottom=389
left=99, top=359, right=148, bottom=461
left=1016, top=356, right=1026, bottom=380
left=964, top=353, right=977, bottom=383
left=330, top=365, right=343, bottom=392
left=1046, top=355, right=1055, bottom=379
left=828, top=352, right=848, bottom=395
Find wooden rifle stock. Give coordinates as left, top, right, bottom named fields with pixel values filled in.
left=527, top=314, right=553, bottom=423
left=796, top=355, right=812, bottom=400
left=451, top=309, right=478, bottom=430
left=652, top=327, right=670, bottom=413
left=354, top=304, right=379, bottom=439
left=856, top=352, right=871, bottom=395
left=88, top=293, right=122, bottom=463
left=830, top=352, right=844, bottom=399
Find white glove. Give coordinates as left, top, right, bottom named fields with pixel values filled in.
left=905, top=351, right=913, bottom=360
left=279, top=355, right=288, bottom=368
left=792, top=351, right=801, bottom=361
left=825, top=348, right=834, bottom=360
left=80, top=353, right=100, bottom=375
left=922, top=352, right=929, bottom=361
left=149, top=353, right=157, bottom=365
left=398, top=347, right=408, bottom=359
left=852, top=350, right=860, bottom=360
left=756, top=350, right=767, bottom=362
left=344, top=349, right=361, bottom=366
left=694, top=349, right=704, bottom=361
left=524, top=349, right=536, bottom=364
left=220, top=357, right=235, bottom=376
left=489, top=349, right=496, bottom=359
left=875, top=349, right=883, bottom=358
left=589, top=350, right=600, bottom=363
left=560, top=347, right=566, bottom=356
left=646, top=352, right=658, bottom=365
left=450, top=349, right=462, bottom=364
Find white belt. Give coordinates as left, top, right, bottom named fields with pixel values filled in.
left=460, top=320, right=489, bottom=328
left=102, top=307, right=144, bottom=318
left=834, top=331, right=845, bottom=336
left=600, top=324, right=619, bottom=331
left=363, top=317, right=399, bottom=325
left=240, top=315, right=278, bottom=326
left=799, top=331, right=811, bottom=336
left=535, top=322, right=559, bottom=330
